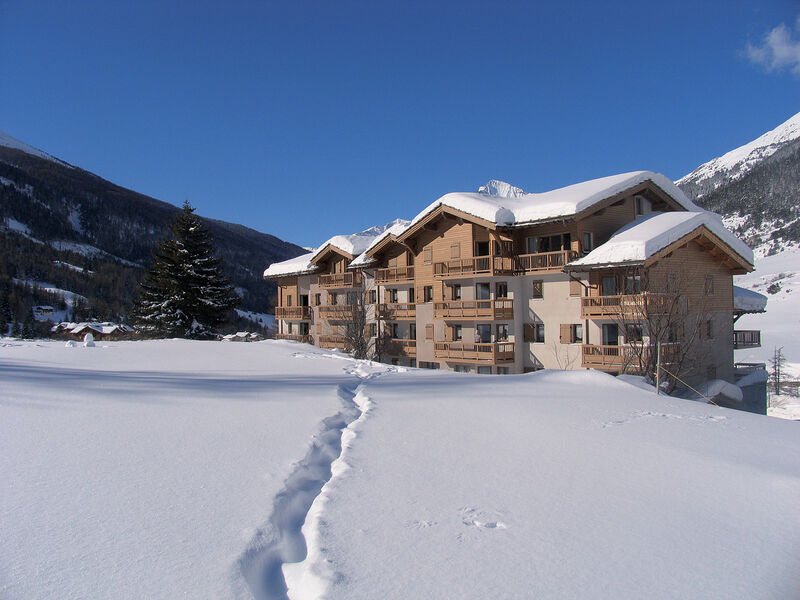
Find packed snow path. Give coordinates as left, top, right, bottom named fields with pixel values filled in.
left=238, top=360, right=388, bottom=600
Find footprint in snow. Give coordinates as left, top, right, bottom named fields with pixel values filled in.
left=460, top=507, right=507, bottom=531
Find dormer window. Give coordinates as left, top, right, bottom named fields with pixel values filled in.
left=634, top=195, right=649, bottom=217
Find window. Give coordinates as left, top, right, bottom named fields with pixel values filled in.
left=286, top=294, right=292, bottom=307
left=300, top=294, right=309, bottom=307
left=425, top=324, right=434, bottom=340
left=624, top=275, right=642, bottom=294
left=424, top=247, right=432, bottom=265
left=560, top=324, right=583, bottom=343
left=496, top=367, right=510, bottom=375
left=314, top=293, right=321, bottom=306
left=391, top=323, right=400, bottom=338
left=287, top=322, right=293, bottom=334
left=532, top=280, right=543, bottom=299
left=601, top=276, right=617, bottom=296
left=329, top=292, right=338, bottom=305
left=634, top=195, right=649, bottom=216
left=454, top=364, right=472, bottom=373
left=369, top=289, right=377, bottom=304
left=300, top=322, right=310, bottom=335
left=534, top=323, right=545, bottom=343
left=477, top=366, right=492, bottom=374
left=408, top=287, right=415, bottom=303
left=369, top=323, right=377, bottom=337
left=706, top=319, right=714, bottom=340
left=625, top=324, right=643, bottom=343
left=419, top=361, right=439, bottom=370
left=475, top=241, right=490, bottom=256
left=409, top=359, right=416, bottom=368
left=450, top=243, right=460, bottom=259
left=410, top=324, right=417, bottom=339
left=407, top=251, right=414, bottom=266
left=583, top=232, right=593, bottom=254
left=704, top=275, right=714, bottom=296
left=346, top=291, right=358, bottom=305
left=423, top=286, right=433, bottom=302
left=389, top=288, right=398, bottom=303
left=452, top=284, right=461, bottom=300
left=496, top=324, right=509, bottom=341
left=525, top=236, right=538, bottom=254
left=452, top=324, right=462, bottom=341
left=569, top=279, right=582, bottom=297
left=476, top=324, right=491, bottom=343
left=476, top=283, right=490, bottom=300
left=496, top=282, right=508, bottom=298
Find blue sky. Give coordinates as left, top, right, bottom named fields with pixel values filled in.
left=1, top=1, right=799, bottom=247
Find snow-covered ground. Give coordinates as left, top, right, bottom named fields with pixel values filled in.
left=1, top=340, right=798, bottom=600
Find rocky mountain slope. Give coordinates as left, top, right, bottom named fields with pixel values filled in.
left=678, top=111, right=800, bottom=255
left=0, top=131, right=304, bottom=329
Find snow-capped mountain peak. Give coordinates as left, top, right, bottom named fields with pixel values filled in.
left=677, top=111, right=800, bottom=197
left=477, top=179, right=526, bottom=198
left=0, top=130, right=71, bottom=167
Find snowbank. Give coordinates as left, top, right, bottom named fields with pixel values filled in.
left=571, top=211, right=754, bottom=268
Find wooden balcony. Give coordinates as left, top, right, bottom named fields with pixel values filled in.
left=433, top=256, right=515, bottom=278
left=318, top=305, right=358, bottom=321
left=433, top=299, right=513, bottom=320
left=377, top=303, right=416, bottom=320
left=387, top=338, right=417, bottom=357
left=318, top=272, right=363, bottom=289
left=581, top=293, right=673, bottom=318
left=581, top=343, right=678, bottom=373
left=318, top=335, right=347, bottom=349
left=375, top=266, right=414, bottom=284
left=275, top=333, right=313, bottom=344
left=734, top=330, right=761, bottom=349
left=434, top=341, right=514, bottom=364
left=516, top=250, right=578, bottom=273
left=275, top=306, right=311, bottom=320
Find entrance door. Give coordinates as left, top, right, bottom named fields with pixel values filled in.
left=602, top=324, right=619, bottom=346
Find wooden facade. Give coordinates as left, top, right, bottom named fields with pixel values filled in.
left=266, top=179, right=755, bottom=383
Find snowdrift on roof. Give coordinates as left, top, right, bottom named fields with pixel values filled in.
left=408, top=171, right=700, bottom=230
left=263, top=251, right=317, bottom=278
left=733, top=285, right=768, bottom=312
left=571, top=211, right=754, bottom=268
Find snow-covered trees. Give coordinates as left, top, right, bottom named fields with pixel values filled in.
left=134, top=201, right=238, bottom=338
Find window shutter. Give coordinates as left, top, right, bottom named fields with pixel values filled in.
left=424, top=247, right=432, bottom=265
left=450, top=243, right=460, bottom=259
left=524, top=323, right=535, bottom=343
left=569, top=280, right=582, bottom=297
left=560, top=324, right=571, bottom=344
left=425, top=324, right=434, bottom=340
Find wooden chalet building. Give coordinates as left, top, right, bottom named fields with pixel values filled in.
left=264, top=171, right=760, bottom=387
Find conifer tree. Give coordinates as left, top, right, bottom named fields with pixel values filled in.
left=134, top=201, right=238, bottom=338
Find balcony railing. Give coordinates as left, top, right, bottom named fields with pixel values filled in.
left=377, top=302, right=416, bottom=320
left=581, top=293, right=673, bottom=318
left=318, top=272, right=363, bottom=289
left=275, top=306, right=311, bottom=320
left=387, top=338, right=417, bottom=357
left=318, top=305, right=358, bottom=321
left=318, top=335, right=347, bottom=349
left=734, top=330, right=761, bottom=349
left=434, top=341, right=514, bottom=363
left=433, top=299, right=513, bottom=320
left=581, top=343, right=678, bottom=373
left=434, top=256, right=515, bottom=278
left=275, top=333, right=313, bottom=344
left=516, top=250, right=578, bottom=273
left=375, top=266, right=414, bottom=284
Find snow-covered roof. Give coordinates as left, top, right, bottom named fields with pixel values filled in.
left=404, top=171, right=700, bottom=232
left=733, top=285, right=767, bottom=313
left=262, top=251, right=318, bottom=279
left=570, top=211, right=754, bottom=269
left=350, top=219, right=411, bottom=267
left=265, top=220, right=411, bottom=278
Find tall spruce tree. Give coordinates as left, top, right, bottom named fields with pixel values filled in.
left=134, top=201, right=238, bottom=338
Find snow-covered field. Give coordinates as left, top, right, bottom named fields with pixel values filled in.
left=1, top=340, right=798, bottom=600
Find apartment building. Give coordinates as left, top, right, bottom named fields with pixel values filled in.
left=264, top=171, right=761, bottom=386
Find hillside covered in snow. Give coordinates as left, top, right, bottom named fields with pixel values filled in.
left=1, top=340, right=797, bottom=599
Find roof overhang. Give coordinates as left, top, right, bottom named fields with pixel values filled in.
left=644, top=225, right=753, bottom=274
left=398, top=205, right=496, bottom=244
left=310, top=243, right=355, bottom=266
